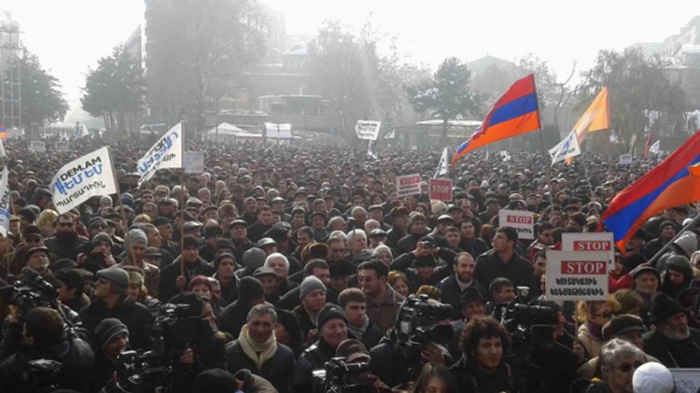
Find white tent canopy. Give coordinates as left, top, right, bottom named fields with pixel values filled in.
left=207, top=122, right=251, bottom=135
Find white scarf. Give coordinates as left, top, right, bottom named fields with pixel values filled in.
left=238, top=324, right=278, bottom=372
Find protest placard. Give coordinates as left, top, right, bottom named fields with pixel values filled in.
left=396, top=173, right=421, bottom=197
left=137, top=123, right=183, bottom=185
left=183, top=151, right=205, bottom=174
left=498, top=210, right=534, bottom=240
left=50, top=147, right=117, bottom=214
left=619, top=154, right=633, bottom=165
left=562, top=232, right=615, bottom=267
left=54, top=141, right=70, bottom=152
left=670, top=369, right=700, bottom=393
left=429, top=178, right=452, bottom=201
left=30, top=141, right=46, bottom=152
left=546, top=251, right=608, bottom=301
left=355, top=121, right=382, bottom=140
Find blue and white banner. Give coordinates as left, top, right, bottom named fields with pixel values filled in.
left=137, top=122, right=183, bottom=186
left=434, top=147, right=448, bottom=178
left=355, top=120, right=382, bottom=141
left=0, top=168, right=10, bottom=236
left=50, top=147, right=117, bottom=214
left=549, top=129, right=581, bottom=166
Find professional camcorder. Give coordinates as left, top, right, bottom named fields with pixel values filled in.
left=105, top=303, right=212, bottom=393
left=394, top=295, right=453, bottom=380
left=312, top=358, right=376, bottom=393
left=0, top=267, right=66, bottom=317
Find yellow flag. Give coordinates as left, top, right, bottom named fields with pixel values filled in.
left=566, top=87, right=610, bottom=164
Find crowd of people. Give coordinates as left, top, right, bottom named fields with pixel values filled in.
left=0, top=136, right=693, bottom=393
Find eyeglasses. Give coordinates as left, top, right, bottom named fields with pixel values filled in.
left=612, top=361, right=644, bottom=373
left=596, top=312, right=613, bottom=319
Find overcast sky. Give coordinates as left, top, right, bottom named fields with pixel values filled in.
left=3, top=0, right=699, bottom=113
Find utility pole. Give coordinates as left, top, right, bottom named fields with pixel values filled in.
left=1, top=25, right=23, bottom=137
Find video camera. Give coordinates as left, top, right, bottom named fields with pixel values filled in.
left=0, top=267, right=64, bottom=317
left=312, top=357, right=375, bottom=393
left=498, top=288, right=557, bottom=346
left=106, top=303, right=213, bottom=393
left=396, top=294, right=454, bottom=348
left=393, top=295, right=453, bottom=381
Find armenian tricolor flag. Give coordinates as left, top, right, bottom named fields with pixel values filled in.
left=603, top=129, right=700, bottom=252
left=452, top=74, right=540, bottom=164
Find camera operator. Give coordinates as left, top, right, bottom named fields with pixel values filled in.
left=450, top=316, right=520, bottom=393
left=90, top=318, right=130, bottom=393
left=77, top=233, right=117, bottom=275
left=0, top=307, right=94, bottom=393
left=164, top=292, right=227, bottom=393
left=80, top=268, right=154, bottom=351
left=448, top=287, right=487, bottom=360
left=292, top=304, right=348, bottom=393
left=55, top=269, right=87, bottom=313
left=369, top=298, right=455, bottom=389
left=332, top=339, right=392, bottom=393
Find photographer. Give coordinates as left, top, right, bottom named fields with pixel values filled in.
left=390, top=237, right=458, bottom=292
left=165, top=292, right=228, bottom=393
left=292, top=304, right=348, bottom=393
left=0, top=307, right=94, bottom=393
left=80, top=268, right=154, bottom=351
left=77, top=232, right=117, bottom=274
left=450, top=316, right=520, bottom=393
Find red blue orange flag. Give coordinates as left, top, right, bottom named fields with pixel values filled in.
left=452, top=74, right=540, bottom=164
left=603, top=129, right=700, bottom=252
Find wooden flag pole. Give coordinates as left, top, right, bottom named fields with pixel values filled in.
left=107, top=148, right=135, bottom=265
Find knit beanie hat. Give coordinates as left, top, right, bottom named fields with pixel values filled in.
left=125, top=229, right=148, bottom=249
left=316, top=303, right=347, bottom=330
left=666, top=255, right=693, bottom=280
left=194, top=369, right=238, bottom=393
left=299, top=275, right=326, bottom=300
left=94, top=318, right=129, bottom=351
left=93, top=232, right=114, bottom=247
left=648, top=292, right=685, bottom=325
left=242, top=248, right=266, bottom=272
left=633, top=362, right=675, bottom=393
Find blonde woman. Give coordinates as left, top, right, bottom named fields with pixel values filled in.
left=576, top=297, right=621, bottom=360
left=37, top=209, right=58, bottom=238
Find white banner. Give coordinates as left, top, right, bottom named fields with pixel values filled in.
left=355, top=121, right=382, bottom=141
left=137, top=122, right=183, bottom=186
left=562, top=232, right=615, bottom=268
left=619, top=154, right=633, bottom=165
left=0, top=168, right=10, bottom=236
left=54, top=141, right=70, bottom=152
left=649, top=140, right=660, bottom=154
left=367, top=140, right=378, bottom=160
left=50, top=147, right=117, bottom=214
left=0, top=138, right=5, bottom=158
left=546, top=251, right=608, bottom=301
left=498, top=210, right=534, bottom=240
left=549, top=129, right=581, bottom=166
left=264, top=123, right=293, bottom=139
left=434, top=147, right=448, bottom=178
left=385, top=129, right=395, bottom=139
left=396, top=173, right=421, bottom=198
left=670, top=369, right=700, bottom=393
left=30, top=141, right=46, bottom=152
left=183, top=151, right=205, bottom=174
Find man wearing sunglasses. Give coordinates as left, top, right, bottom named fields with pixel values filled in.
left=45, top=213, right=88, bottom=261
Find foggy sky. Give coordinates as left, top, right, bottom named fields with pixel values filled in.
left=3, top=0, right=698, bottom=112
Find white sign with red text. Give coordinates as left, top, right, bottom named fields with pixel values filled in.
left=546, top=251, right=608, bottom=301
left=562, top=232, right=615, bottom=268
left=396, top=173, right=421, bottom=198
left=498, top=209, right=534, bottom=240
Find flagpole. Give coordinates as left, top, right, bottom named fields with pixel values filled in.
left=107, top=148, right=135, bottom=265
left=532, top=76, right=554, bottom=206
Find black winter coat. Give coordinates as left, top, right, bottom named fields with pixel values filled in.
left=473, top=250, right=539, bottom=300
left=0, top=324, right=94, bottom=393
left=438, top=274, right=488, bottom=320
left=159, top=256, right=215, bottom=302
left=226, top=340, right=295, bottom=393
left=80, top=295, right=154, bottom=351
left=292, top=339, right=336, bottom=393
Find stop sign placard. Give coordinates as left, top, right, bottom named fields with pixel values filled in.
left=562, top=233, right=615, bottom=267
left=429, top=178, right=453, bottom=201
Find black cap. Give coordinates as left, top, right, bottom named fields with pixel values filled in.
left=316, top=304, right=348, bottom=329
left=460, top=287, right=486, bottom=307
left=183, top=221, right=203, bottom=232
left=204, top=225, right=224, bottom=238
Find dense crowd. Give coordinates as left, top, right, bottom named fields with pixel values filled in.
left=0, top=136, right=692, bottom=393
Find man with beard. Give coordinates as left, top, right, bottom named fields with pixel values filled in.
left=643, top=292, right=700, bottom=368
left=45, top=213, right=88, bottom=261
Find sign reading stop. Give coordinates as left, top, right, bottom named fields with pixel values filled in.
left=562, top=233, right=615, bottom=268
left=429, top=178, right=452, bottom=201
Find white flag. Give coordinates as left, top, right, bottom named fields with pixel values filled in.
left=649, top=140, right=660, bottom=154
left=355, top=121, right=382, bottom=140
left=74, top=123, right=89, bottom=140
left=367, top=140, right=378, bottom=160
left=0, top=139, right=5, bottom=158
left=549, top=129, right=581, bottom=166
left=0, top=168, right=10, bottom=236
left=385, top=129, right=395, bottom=139
left=137, top=122, right=183, bottom=186
left=435, top=147, right=449, bottom=178
left=50, top=147, right=117, bottom=214
left=500, top=151, right=511, bottom=162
